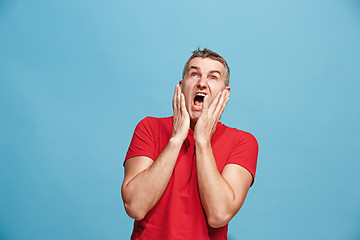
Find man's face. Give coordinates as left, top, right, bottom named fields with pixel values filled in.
left=180, top=57, right=230, bottom=125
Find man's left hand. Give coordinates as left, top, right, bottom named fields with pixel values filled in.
left=194, top=89, right=229, bottom=144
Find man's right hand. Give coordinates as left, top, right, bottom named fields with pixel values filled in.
left=171, top=84, right=190, bottom=143
left=122, top=85, right=189, bottom=220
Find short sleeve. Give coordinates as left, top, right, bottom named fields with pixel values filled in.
left=124, top=117, right=157, bottom=165
left=226, top=131, right=258, bottom=185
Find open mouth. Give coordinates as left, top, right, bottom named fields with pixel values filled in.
left=194, top=93, right=206, bottom=108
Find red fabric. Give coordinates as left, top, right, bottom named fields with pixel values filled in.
left=125, top=116, right=258, bottom=240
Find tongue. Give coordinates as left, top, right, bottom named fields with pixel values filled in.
left=194, top=99, right=203, bottom=107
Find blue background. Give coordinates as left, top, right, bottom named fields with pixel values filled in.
left=1, top=0, right=360, bottom=239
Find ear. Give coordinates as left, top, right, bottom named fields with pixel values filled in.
left=225, top=86, right=231, bottom=97
left=179, top=80, right=183, bottom=91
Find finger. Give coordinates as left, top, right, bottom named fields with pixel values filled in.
left=203, top=95, right=209, bottom=110
left=177, top=85, right=182, bottom=113
left=209, top=91, right=223, bottom=115
left=208, top=91, right=221, bottom=113
left=175, top=85, right=181, bottom=115
left=173, top=85, right=178, bottom=113
left=180, top=92, right=187, bottom=115
left=226, top=90, right=230, bottom=98
left=213, top=91, right=225, bottom=116
left=213, top=90, right=227, bottom=119
left=218, top=96, right=229, bottom=120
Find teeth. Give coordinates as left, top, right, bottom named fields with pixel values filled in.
left=197, top=93, right=206, bottom=97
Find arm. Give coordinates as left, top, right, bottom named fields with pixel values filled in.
left=121, top=85, right=189, bottom=220
left=195, top=143, right=253, bottom=228
left=194, top=90, right=253, bottom=228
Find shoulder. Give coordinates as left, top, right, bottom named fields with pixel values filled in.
left=218, top=122, right=258, bottom=145
left=138, top=116, right=173, bottom=126
left=140, top=116, right=173, bottom=124
left=217, top=123, right=259, bottom=183
left=135, top=116, right=173, bottom=132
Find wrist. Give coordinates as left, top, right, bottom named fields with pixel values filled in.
left=194, top=137, right=211, bottom=148
left=169, top=135, right=186, bottom=147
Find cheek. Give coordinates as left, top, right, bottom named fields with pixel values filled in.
left=182, top=85, right=192, bottom=98
left=182, top=90, right=192, bottom=105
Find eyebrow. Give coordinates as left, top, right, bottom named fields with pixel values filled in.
left=189, top=66, right=199, bottom=71
left=209, top=70, right=221, bottom=76
left=189, top=66, right=222, bottom=75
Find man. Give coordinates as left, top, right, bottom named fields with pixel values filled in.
left=121, top=49, right=258, bottom=240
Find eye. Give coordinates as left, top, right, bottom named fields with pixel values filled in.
left=191, top=73, right=199, bottom=78
left=210, top=76, right=218, bottom=81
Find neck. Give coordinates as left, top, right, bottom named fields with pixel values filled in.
left=190, top=120, right=196, bottom=130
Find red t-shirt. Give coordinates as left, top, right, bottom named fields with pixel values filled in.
left=125, top=116, right=258, bottom=240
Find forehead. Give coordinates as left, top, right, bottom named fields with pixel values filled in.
left=188, top=57, right=226, bottom=75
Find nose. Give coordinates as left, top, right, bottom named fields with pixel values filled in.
left=197, top=76, right=208, bottom=89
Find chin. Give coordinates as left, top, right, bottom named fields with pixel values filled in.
left=190, top=111, right=202, bottom=121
